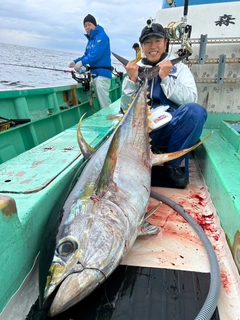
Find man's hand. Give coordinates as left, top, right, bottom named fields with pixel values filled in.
left=69, top=61, right=76, bottom=68
left=74, top=61, right=83, bottom=71
left=125, top=61, right=139, bottom=83
left=159, top=60, right=173, bottom=80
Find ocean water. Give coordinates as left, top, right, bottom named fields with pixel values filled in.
left=0, top=43, right=124, bottom=91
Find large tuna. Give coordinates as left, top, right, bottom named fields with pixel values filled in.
left=41, top=63, right=211, bottom=316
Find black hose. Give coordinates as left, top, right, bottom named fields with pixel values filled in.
left=150, top=190, right=220, bottom=320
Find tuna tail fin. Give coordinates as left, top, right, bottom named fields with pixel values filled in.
left=111, top=51, right=191, bottom=81
left=151, top=132, right=213, bottom=166
left=77, top=113, right=95, bottom=159
left=138, top=52, right=191, bottom=80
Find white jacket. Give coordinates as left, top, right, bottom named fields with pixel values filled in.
left=120, top=52, right=198, bottom=111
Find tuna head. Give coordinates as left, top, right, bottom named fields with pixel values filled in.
left=44, top=254, right=102, bottom=316
left=43, top=199, right=128, bottom=316
left=44, top=259, right=103, bottom=316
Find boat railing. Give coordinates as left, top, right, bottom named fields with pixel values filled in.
left=0, top=76, right=123, bottom=164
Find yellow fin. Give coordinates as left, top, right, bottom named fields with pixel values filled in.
left=144, top=202, right=162, bottom=220
left=77, top=113, right=95, bottom=159
left=151, top=132, right=213, bottom=166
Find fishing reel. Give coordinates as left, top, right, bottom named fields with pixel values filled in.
left=166, top=21, right=193, bottom=55
left=71, top=71, right=91, bottom=91
left=112, top=68, right=124, bottom=82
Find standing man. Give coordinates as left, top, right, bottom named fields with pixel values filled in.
left=132, top=43, right=142, bottom=63
left=120, top=23, right=207, bottom=188
left=69, top=14, right=112, bottom=109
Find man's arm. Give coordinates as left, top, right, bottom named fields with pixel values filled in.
left=120, top=77, right=141, bottom=111
left=160, top=62, right=198, bottom=106
left=120, top=58, right=198, bottom=111
left=81, top=35, right=110, bottom=66
left=120, top=61, right=142, bottom=111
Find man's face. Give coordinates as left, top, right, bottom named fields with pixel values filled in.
left=84, top=22, right=96, bottom=35
left=141, top=36, right=167, bottom=63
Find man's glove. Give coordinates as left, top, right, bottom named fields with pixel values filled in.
left=74, top=61, right=83, bottom=71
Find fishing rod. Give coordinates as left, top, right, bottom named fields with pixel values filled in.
left=0, top=62, right=94, bottom=90
left=183, top=0, right=189, bottom=24
left=0, top=62, right=73, bottom=73
left=0, top=62, right=124, bottom=88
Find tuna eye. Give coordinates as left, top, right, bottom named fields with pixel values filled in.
left=57, top=240, right=77, bottom=256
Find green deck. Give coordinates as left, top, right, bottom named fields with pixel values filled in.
left=0, top=100, right=121, bottom=312
left=196, top=115, right=240, bottom=270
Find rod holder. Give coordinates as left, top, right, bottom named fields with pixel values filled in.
left=198, top=34, right=207, bottom=65
left=217, top=54, right=226, bottom=84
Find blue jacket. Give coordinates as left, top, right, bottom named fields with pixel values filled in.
left=74, top=25, right=112, bottom=79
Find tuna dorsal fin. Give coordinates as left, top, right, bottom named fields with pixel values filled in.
left=96, top=124, right=121, bottom=193
left=77, top=113, right=95, bottom=159
left=151, top=132, right=213, bottom=166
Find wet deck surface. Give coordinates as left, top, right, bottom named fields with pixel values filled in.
left=27, top=266, right=219, bottom=320
left=26, top=155, right=240, bottom=319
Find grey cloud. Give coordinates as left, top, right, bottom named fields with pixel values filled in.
left=0, top=0, right=162, bottom=58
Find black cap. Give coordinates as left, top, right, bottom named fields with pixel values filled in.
left=83, top=14, right=97, bottom=26
left=132, top=43, right=139, bottom=49
left=139, top=23, right=166, bottom=43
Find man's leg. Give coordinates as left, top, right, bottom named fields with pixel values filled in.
left=150, top=103, right=207, bottom=187
left=166, top=103, right=208, bottom=166
left=93, top=76, right=111, bottom=109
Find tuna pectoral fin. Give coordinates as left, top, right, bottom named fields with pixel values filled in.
left=151, top=131, right=213, bottom=166
left=77, top=113, right=95, bottom=159
left=145, top=202, right=162, bottom=220
left=139, top=221, right=160, bottom=236
left=138, top=202, right=161, bottom=235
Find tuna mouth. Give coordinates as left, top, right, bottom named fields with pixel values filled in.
left=41, top=278, right=64, bottom=312
left=48, top=268, right=106, bottom=316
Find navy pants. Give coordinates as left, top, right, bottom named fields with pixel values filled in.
left=150, top=103, right=208, bottom=166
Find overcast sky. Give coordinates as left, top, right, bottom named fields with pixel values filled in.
left=0, top=0, right=163, bottom=61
